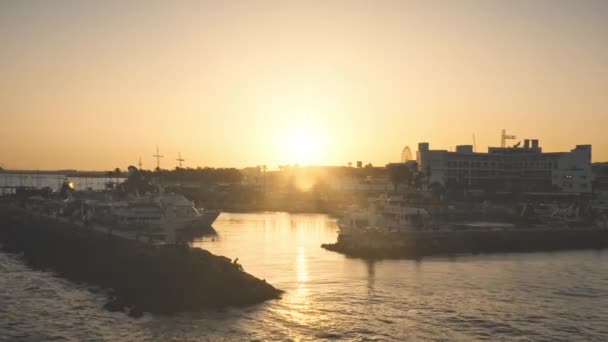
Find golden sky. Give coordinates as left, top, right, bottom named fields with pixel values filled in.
left=1, top=0, right=607, bottom=170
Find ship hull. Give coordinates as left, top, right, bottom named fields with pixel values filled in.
left=174, top=210, right=221, bottom=229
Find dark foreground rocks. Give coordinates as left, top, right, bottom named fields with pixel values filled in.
left=322, top=228, right=608, bottom=259
left=0, top=205, right=282, bottom=315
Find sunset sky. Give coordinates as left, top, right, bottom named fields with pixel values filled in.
left=1, top=0, right=607, bottom=170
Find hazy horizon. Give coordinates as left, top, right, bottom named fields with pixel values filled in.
left=2, top=0, right=608, bottom=170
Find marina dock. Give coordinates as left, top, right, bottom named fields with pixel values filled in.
left=322, top=228, right=608, bottom=259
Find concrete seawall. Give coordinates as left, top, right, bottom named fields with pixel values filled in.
left=0, top=205, right=282, bottom=316
left=322, top=228, right=608, bottom=259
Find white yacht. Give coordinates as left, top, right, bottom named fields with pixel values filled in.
left=84, top=193, right=220, bottom=232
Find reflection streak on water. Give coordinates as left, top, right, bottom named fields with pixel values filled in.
left=296, top=246, right=308, bottom=283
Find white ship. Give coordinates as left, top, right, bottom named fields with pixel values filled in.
left=83, top=193, right=220, bottom=232
left=338, top=195, right=431, bottom=235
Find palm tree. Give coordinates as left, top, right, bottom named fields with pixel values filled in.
left=105, top=171, right=114, bottom=189
left=429, top=182, right=446, bottom=202
left=388, top=163, right=413, bottom=193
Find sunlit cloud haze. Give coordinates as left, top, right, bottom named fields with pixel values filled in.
left=1, top=0, right=607, bottom=170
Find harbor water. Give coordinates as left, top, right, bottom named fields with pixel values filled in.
left=2, top=212, right=608, bottom=341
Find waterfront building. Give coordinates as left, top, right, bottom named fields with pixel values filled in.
left=416, top=139, right=592, bottom=194
left=592, top=163, right=608, bottom=197
left=328, top=174, right=393, bottom=193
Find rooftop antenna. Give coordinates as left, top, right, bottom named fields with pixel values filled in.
left=176, top=152, right=185, bottom=168
left=138, top=157, right=143, bottom=170
left=153, top=145, right=164, bottom=171
left=472, top=133, right=478, bottom=152
left=501, top=129, right=516, bottom=148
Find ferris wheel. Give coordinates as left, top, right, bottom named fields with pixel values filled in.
left=401, top=146, right=412, bottom=162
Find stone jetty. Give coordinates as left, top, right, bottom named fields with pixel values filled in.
left=0, top=204, right=282, bottom=316
left=322, top=228, right=608, bottom=259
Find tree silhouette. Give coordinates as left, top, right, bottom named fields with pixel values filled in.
left=113, top=168, right=122, bottom=186
left=388, top=163, right=414, bottom=193
left=429, top=182, right=446, bottom=201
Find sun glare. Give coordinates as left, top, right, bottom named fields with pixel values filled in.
left=283, top=125, right=326, bottom=165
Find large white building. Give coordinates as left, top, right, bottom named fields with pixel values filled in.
left=416, top=139, right=592, bottom=194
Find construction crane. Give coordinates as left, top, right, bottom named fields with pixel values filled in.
left=176, top=152, right=185, bottom=168
left=501, top=129, right=516, bottom=148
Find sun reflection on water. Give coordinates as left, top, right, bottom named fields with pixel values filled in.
left=269, top=246, right=319, bottom=341
left=193, top=212, right=342, bottom=341
left=296, top=246, right=309, bottom=283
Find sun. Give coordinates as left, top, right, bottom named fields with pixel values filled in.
left=282, top=125, right=326, bottom=165
left=288, top=130, right=320, bottom=165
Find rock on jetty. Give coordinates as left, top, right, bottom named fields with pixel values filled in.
left=322, top=229, right=608, bottom=259
left=0, top=205, right=282, bottom=315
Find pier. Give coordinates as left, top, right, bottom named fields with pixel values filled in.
left=322, top=228, right=608, bottom=259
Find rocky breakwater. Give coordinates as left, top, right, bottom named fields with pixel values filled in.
left=0, top=205, right=282, bottom=316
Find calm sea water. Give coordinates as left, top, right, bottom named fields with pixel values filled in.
left=2, top=212, right=608, bottom=341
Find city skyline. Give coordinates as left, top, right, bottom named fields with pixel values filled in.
left=2, top=0, right=608, bottom=170
left=0, top=134, right=600, bottom=172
